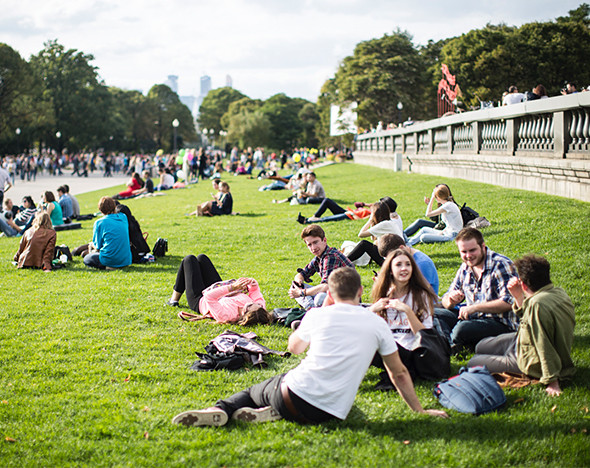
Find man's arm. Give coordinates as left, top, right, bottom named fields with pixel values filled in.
left=288, top=333, right=309, bottom=355
left=382, top=352, right=448, bottom=417
left=458, top=298, right=512, bottom=320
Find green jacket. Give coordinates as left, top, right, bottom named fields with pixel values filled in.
left=515, top=284, right=575, bottom=384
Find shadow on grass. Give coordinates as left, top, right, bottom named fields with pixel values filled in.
left=232, top=213, right=266, bottom=218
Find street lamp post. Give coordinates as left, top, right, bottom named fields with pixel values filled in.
left=172, top=118, right=180, bottom=153
left=56, top=131, right=62, bottom=154
left=15, top=128, right=21, bottom=154
left=209, top=128, right=215, bottom=148
left=397, top=102, right=403, bottom=126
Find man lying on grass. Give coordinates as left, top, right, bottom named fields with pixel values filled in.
left=172, top=267, right=448, bottom=427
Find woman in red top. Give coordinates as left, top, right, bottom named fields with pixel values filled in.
left=116, top=173, right=144, bottom=199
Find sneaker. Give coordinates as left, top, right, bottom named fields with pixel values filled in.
left=232, top=406, right=282, bottom=423
left=166, top=299, right=180, bottom=307
left=296, top=213, right=307, bottom=225
left=172, top=407, right=228, bottom=427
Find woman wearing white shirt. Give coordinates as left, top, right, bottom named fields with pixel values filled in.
left=407, top=184, right=463, bottom=246
left=370, top=249, right=437, bottom=349
left=346, top=201, right=403, bottom=266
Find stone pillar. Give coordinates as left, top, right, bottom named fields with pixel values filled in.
left=447, top=125, right=454, bottom=154
left=473, top=122, right=481, bottom=154
left=506, top=118, right=517, bottom=156
left=428, top=129, right=434, bottom=154
left=553, top=111, right=566, bottom=158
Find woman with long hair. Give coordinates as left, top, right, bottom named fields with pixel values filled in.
left=407, top=184, right=463, bottom=246
left=346, top=201, right=403, bottom=266
left=167, top=254, right=270, bottom=326
left=115, top=172, right=144, bottom=199
left=371, top=249, right=438, bottom=349
left=41, top=191, right=63, bottom=226
left=13, top=212, right=57, bottom=271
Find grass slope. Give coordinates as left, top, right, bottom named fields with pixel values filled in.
left=0, top=163, right=588, bottom=467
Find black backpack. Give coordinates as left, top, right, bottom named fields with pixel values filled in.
left=152, top=237, right=168, bottom=257
left=116, top=204, right=151, bottom=263
left=460, top=203, right=479, bottom=226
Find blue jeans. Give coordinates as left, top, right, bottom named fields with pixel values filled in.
left=313, top=198, right=347, bottom=217
left=298, top=197, right=324, bottom=205
left=0, top=215, right=19, bottom=237
left=83, top=253, right=106, bottom=269
left=310, top=213, right=349, bottom=223
left=407, top=227, right=457, bottom=246
left=295, top=284, right=327, bottom=310
left=404, top=218, right=436, bottom=237
left=434, top=307, right=513, bottom=350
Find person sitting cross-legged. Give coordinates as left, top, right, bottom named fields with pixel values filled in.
left=171, top=267, right=448, bottom=427
left=468, top=254, right=575, bottom=396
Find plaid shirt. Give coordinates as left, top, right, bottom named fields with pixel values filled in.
left=300, top=246, right=354, bottom=284
left=447, top=247, right=519, bottom=330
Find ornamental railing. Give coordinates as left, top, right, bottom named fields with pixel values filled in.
left=354, top=92, right=590, bottom=202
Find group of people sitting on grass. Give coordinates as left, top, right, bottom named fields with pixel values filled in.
left=0, top=185, right=82, bottom=239
left=188, top=178, right=233, bottom=216
left=169, top=220, right=575, bottom=428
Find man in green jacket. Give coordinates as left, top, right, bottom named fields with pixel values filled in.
left=468, top=254, right=575, bottom=396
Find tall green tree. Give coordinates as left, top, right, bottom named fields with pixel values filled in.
left=30, top=40, right=111, bottom=152
left=0, top=43, right=53, bottom=154
left=298, top=102, right=319, bottom=148
left=227, top=109, right=271, bottom=148
left=198, top=87, right=246, bottom=134
left=334, top=30, right=428, bottom=129
left=220, top=97, right=262, bottom=129
left=147, top=84, right=197, bottom=152
left=259, top=93, right=306, bottom=150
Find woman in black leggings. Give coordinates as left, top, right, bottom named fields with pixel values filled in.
left=167, top=254, right=270, bottom=325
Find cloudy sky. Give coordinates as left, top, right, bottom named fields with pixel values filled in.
left=0, top=0, right=583, bottom=102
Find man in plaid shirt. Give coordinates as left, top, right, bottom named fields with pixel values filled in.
left=289, top=224, right=354, bottom=310
left=437, top=227, right=518, bottom=351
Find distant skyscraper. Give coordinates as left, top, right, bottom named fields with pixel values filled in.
left=225, top=75, right=233, bottom=88
left=200, top=75, right=212, bottom=97
left=165, top=75, right=179, bottom=93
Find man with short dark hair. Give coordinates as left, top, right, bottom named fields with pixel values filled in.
left=437, top=227, right=518, bottom=351
left=503, top=85, right=524, bottom=105
left=57, top=186, right=74, bottom=220
left=172, top=267, right=448, bottom=427
left=296, top=172, right=325, bottom=204
left=468, top=255, right=575, bottom=396
left=289, top=224, right=354, bottom=309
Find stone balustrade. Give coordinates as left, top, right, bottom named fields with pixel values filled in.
left=354, top=93, right=590, bottom=202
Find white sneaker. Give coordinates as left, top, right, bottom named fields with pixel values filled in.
left=232, top=406, right=282, bottom=423
left=171, top=407, right=228, bottom=427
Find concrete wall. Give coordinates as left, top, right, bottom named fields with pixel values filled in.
left=355, top=93, right=590, bottom=202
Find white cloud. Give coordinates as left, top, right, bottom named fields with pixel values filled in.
left=0, top=0, right=583, bottom=101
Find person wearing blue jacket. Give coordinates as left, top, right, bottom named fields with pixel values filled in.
left=84, top=196, right=132, bottom=269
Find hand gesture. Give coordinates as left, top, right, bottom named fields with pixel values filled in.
left=288, top=282, right=303, bottom=299
left=369, top=298, right=390, bottom=314
left=232, top=277, right=251, bottom=294
left=447, top=290, right=465, bottom=305
left=507, top=277, right=523, bottom=299
left=424, top=409, right=449, bottom=418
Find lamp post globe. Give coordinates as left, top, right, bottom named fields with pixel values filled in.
left=172, top=118, right=180, bottom=153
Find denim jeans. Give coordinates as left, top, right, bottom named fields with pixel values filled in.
left=407, top=227, right=457, bottom=246
left=404, top=218, right=436, bottom=237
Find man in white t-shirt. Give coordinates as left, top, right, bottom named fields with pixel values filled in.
left=502, top=85, right=524, bottom=105
left=172, top=268, right=447, bottom=427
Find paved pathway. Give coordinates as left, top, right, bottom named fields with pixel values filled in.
left=5, top=172, right=129, bottom=205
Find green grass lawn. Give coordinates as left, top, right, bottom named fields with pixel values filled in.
left=1, top=162, right=589, bottom=467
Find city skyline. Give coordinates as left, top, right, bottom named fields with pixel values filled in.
left=1, top=0, right=583, bottom=101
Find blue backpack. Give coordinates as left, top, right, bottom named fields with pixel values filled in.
left=433, top=366, right=506, bottom=415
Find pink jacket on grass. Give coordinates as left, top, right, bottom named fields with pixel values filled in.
left=198, top=280, right=265, bottom=323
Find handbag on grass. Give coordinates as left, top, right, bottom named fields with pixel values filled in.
left=433, top=366, right=506, bottom=415
left=410, top=328, right=451, bottom=381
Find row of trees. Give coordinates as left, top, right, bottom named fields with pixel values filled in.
left=197, top=88, right=319, bottom=150
left=1, top=5, right=588, bottom=155
left=0, top=40, right=197, bottom=156
left=316, top=4, right=590, bottom=145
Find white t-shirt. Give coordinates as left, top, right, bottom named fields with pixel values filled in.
left=384, top=292, right=433, bottom=350
left=440, top=201, right=463, bottom=235
left=284, top=303, right=398, bottom=419
left=368, top=219, right=403, bottom=239
left=503, top=93, right=524, bottom=105
left=162, top=173, right=175, bottom=188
